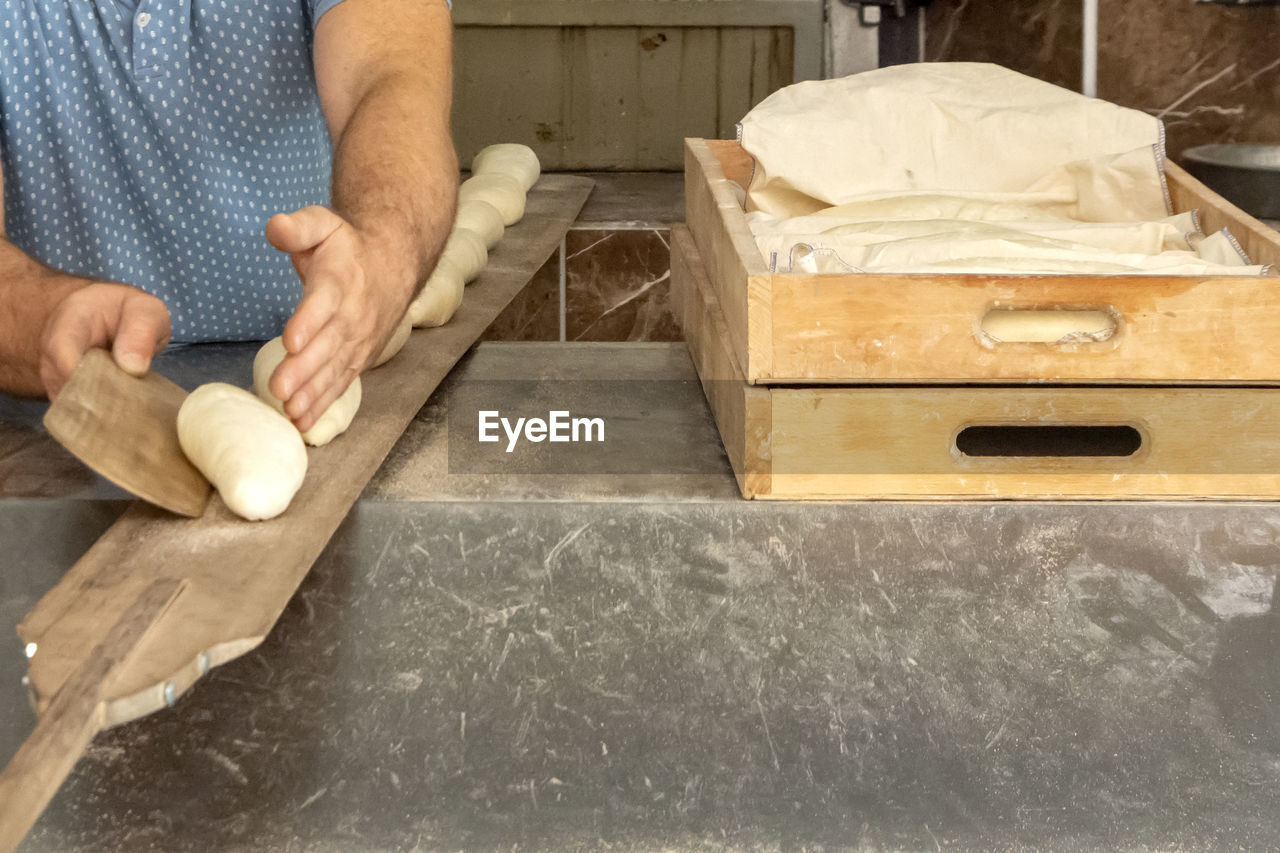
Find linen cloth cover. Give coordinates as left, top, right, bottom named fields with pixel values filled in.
left=738, top=64, right=1267, bottom=276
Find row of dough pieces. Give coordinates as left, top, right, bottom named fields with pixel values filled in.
left=176, top=143, right=541, bottom=521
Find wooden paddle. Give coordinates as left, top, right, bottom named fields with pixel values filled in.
left=42, top=348, right=211, bottom=517
left=0, top=578, right=186, bottom=853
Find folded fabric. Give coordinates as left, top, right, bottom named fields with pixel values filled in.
left=737, top=63, right=1270, bottom=277
left=749, top=212, right=1200, bottom=255
left=740, top=63, right=1169, bottom=221
left=751, top=213, right=1267, bottom=276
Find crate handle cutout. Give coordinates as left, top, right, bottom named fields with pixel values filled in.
left=955, top=425, right=1142, bottom=458
left=980, top=309, right=1117, bottom=344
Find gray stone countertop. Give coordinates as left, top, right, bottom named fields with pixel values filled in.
left=2, top=342, right=1279, bottom=851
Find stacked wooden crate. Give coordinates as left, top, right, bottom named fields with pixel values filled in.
left=674, top=138, right=1280, bottom=500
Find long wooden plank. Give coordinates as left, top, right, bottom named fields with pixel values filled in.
left=684, top=138, right=774, bottom=381
left=0, top=578, right=184, bottom=853
left=671, top=226, right=772, bottom=498
left=18, top=176, right=594, bottom=728
left=1166, top=160, right=1280, bottom=268
left=768, top=385, right=1280, bottom=501
left=705, top=138, right=754, bottom=188
left=768, top=270, right=1280, bottom=384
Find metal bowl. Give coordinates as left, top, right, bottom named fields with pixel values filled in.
left=1181, top=143, right=1280, bottom=220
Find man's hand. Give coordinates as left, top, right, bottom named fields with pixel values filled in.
left=2, top=168, right=170, bottom=400
left=258, top=0, right=456, bottom=432
left=40, top=282, right=171, bottom=400
left=265, top=206, right=412, bottom=431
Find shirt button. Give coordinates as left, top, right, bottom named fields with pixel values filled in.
left=137, top=11, right=152, bottom=27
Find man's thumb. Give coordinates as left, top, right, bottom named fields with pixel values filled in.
left=112, top=291, right=171, bottom=376
left=265, top=206, right=341, bottom=255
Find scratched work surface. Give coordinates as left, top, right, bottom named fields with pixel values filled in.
left=3, top=343, right=1280, bottom=851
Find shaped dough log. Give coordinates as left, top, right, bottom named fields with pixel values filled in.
left=443, top=227, right=488, bottom=283
left=459, top=173, right=525, bottom=226
left=177, top=383, right=308, bottom=521
left=472, top=143, right=541, bottom=192
left=455, top=199, right=504, bottom=249
left=372, top=314, right=413, bottom=367
left=252, top=337, right=362, bottom=447
left=408, top=256, right=465, bottom=327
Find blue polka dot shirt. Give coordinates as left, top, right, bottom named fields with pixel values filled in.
left=0, top=0, right=350, bottom=343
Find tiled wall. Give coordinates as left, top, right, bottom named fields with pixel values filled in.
left=926, top=0, right=1280, bottom=160
left=484, top=174, right=684, bottom=343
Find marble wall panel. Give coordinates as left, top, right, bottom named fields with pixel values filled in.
left=564, top=229, right=681, bottom=342
left=926, top=0, right=1080, bottom=91
left=925, top=0, right=1280, bottom=159
left=1099, top=0, right=1280, bottom=158
left=483, top=174, right=685, bottom=344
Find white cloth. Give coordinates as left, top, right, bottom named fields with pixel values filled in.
left=738, top=63, right=1271, bottom=277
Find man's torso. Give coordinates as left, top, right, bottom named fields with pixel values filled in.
left=0, top=0, right=341, bottom=342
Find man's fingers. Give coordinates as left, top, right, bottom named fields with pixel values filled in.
left=38, top=283, right=171, bottom=399
left=111, top=292, right=171, bottom=375
left=40, top=302, right=104, bottom=399
left=265, top=206, right=343, bottom=255
left=270, top=321, right=348, bottom=408
left=291, top=364, right=359, bottom=433
left=46, top=319, right=92, bottom=380
left=281, top=275, right=345, bottom=356
left=285, top=334, right=355, bottom=421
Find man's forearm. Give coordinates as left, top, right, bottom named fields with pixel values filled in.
left=265, top=0, right=458, bottom=429
left=0, top=240, right=89, bottom=396
left=314, top=0, right=458, bottom=309
left=328, top=69, right=458, bottom=305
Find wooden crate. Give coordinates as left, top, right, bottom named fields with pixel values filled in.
left=673, top=225, right=1280, bottom=500
left=684, top=138, right=1280, bottom=385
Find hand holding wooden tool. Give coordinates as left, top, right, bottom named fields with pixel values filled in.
left=42, top=348, right=212, bottom=517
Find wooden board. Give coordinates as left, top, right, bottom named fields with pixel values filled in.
left=452, top=24, right=795, bottom=170
left=671, top=225, right=771, bottom=498
left=17, top=175, right=594, bottom=728
left=1165, top=160, right=1280, bottom=268
left=0, top=579, right=184, bottom=853
left=673, top=223, right=1280, bottom=501
left=685, top=137, right=1280, bottom=386
left=42, top=349, right=211, bottom=518
left=684, top=138, right=774, bottom=381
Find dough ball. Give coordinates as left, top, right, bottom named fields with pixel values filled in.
left=177, top=382, right=308, bottom=521
left=372, top=314, right=413, bottom=367
left=455, top=199, right=505, bottom=249
left=252, top=336, right=362, bottom=447
left=459, top=173, right=525, bottom=226
left=408, top=256, right=465, bottom=328
left=442, top=227, right=488, bottom=283
left=471, top=143, right=541, bottom=192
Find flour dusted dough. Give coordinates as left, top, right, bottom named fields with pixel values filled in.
left=459, top=173, right=525, bottom=226
left=373, top=314, right=412, bottom=367
left=471, top=143, right=541, bottom=192
left=442, top=227, right=488, bottom=283
left=252, top=337, right=362, bottom=447
left=455, top=199, right=505, bottom=249
left=408, top=256, right=465, bottom=327
left=177, top=383, right=308, bottom=521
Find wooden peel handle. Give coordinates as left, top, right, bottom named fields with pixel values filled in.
left=0, top=578, right=185, bottom=853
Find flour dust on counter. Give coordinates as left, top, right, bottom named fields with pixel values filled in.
left=19, top=503, right=1280, bottom=851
